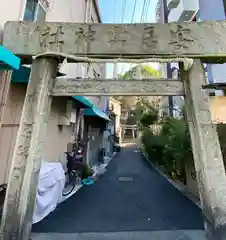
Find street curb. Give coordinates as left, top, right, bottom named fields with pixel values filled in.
left=141, top=151, right=201, bottom=209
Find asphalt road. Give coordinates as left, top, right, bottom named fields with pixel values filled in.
left=32, top=145, right=204, bottom=234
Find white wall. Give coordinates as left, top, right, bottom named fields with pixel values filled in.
left=168, top=0, right=184, bottom=22
left=46, top=0, right=86, bottom=22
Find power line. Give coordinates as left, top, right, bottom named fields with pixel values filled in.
left=140, top=0, right=148, bottom=23
left=131, top=0, right=138, bottom=23
left=144, top=0, right=151, bottom=22
left=121, top=0, right=127, bottom=23
left=119, top=0, right=128, bottom=75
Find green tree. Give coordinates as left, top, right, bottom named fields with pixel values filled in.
left=116, top=64, right=161, bottom=115
left=120, top=64, right=160, bottom=79
left=114, top=64, right=161, bottom=130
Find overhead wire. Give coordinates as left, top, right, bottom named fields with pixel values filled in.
left=121, top=0, right=145, bottom=76
left=131, top=0, right=138, bottom=23
left=121, top=0, right=127, bottom=23
left=138, top=0, right=151, bottom=103
left=138, top=0, right=149, bottom=72
left=127, top=0, right=139, bottom=75
left=144, top=0, right=151, bottom=22
left=117, top=0, right=128, bottom=76
left=113, top=0, right=152, bottom=77
left=140, top=0, right=148, bottom=23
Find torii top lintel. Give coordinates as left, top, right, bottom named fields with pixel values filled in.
left=2, top=20, right=226, bottom=64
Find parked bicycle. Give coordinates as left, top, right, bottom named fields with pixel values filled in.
left=114, top=135, right=121, bottom=152
left=62, top=143, right=86, bottom=196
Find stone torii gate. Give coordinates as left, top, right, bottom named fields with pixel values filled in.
left=1, top=21, right=226, bottom=240
left=120, top=124, right=138, bottom=141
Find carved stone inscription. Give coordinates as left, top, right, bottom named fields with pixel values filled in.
left=74, top=25, right=95, bottom=44
left=39, top=25, right=64, bottom=51
left=142, top=25, right=158, bottom=50
left=169, top=24, right=194, bottom=50
left=4, top=21, right=226, bottom=60
left=107, top=25, right=129, bottom=50
left=51, top=78, right=184, bottom=96
left=74, top=25, right=96, bottom=52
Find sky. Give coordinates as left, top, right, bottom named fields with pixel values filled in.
left=99, top=0, right=158, bottom=24
left=98, top=0, right=159, bottom=77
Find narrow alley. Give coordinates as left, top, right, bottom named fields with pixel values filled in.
left=32, top=144, right=205, bottom=240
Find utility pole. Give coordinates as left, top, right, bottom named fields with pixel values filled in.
left=162, top=0, right=174, bottom=116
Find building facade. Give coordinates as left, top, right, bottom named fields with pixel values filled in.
left=167, top=0, right=226, bottom=95
left=198, top=0, right=226, bottom=93
left=0, top=0, right=109, bottom=186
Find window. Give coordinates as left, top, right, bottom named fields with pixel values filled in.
left=24, top=0, right=46, bottom=22
left=24, top=0, right=37, bottom=21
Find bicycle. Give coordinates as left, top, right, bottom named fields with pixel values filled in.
left=62, top=148, right=85, bottom=196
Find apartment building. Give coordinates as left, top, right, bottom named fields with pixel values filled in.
left=0, top=0, right=109, bottom=186
left=198, top=0, right=226, bottom=94
left=156, top=0, right=226, bottom=116
left=167, top=0, right=226, bottom=95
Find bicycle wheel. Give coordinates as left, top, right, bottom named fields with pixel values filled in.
left=62, top=171, right=77, bottom=196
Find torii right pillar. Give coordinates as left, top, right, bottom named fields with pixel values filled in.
left=181, top=60, right=226, bottom=240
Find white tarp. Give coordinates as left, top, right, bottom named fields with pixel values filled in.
left=32, top=161, right=65, bottom=224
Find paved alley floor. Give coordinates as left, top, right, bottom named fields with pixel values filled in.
left=32, top=145, right=205, bottom=239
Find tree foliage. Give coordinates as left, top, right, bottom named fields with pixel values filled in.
left=116, top=64, right=161, bottom=125
left=141, top=115, right=192, bottom=183
left=136, top=100, right=159, bottom=127
left=120, top=64, right=160, bottom=79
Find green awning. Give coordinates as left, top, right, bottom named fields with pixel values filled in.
left=73, top=97, right=110, bottom=121
left=72, top=96, right=93, bottom=109
left=11, top=66, right=65, bottom=83
left=84, top=106, right=110, bottom=121
left=9, top=64, right=109, bottom=121
left=0, top=45, right=20, bottom=70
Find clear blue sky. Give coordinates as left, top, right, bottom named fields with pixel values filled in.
left=98, top=0, right=158, bottom=77
left=99, top=0, right=158, bottom=23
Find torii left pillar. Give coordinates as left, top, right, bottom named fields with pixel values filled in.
left=0, top=57, right=58, bottom=240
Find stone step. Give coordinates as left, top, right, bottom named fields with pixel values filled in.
left=32, top=230, right=205, bottom=240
